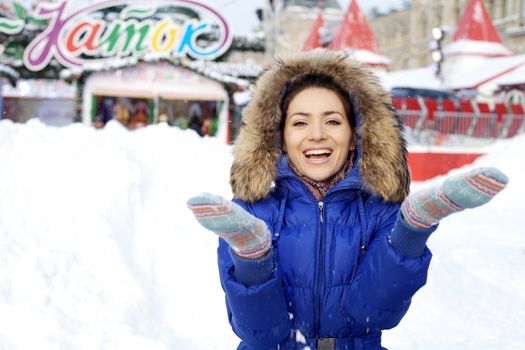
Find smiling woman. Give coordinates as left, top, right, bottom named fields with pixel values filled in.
left=186, top=50, right=508, bottom=350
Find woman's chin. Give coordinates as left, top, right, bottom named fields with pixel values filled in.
left=300, top=168, right=334, bottom=182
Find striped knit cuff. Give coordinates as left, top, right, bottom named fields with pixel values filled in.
left=401, top=187, right=461, bottom=228
left=389, top=211, right=438, bottom=258
left=230, top=247, right=274, bottom=287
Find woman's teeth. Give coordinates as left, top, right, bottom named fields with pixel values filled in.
left=305, top=149, right=331, bottom=158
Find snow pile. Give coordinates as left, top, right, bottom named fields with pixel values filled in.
left=0, top=119, right=523, bottom=349
left=0, top=120, right=236, bottom=350
left=384, top=134, right=525, bottom=349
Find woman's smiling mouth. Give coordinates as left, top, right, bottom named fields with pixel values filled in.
left=303, top=148, right=333, bottom=161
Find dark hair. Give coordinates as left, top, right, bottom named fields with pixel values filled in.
left=278, top=73, right=356, bottom=133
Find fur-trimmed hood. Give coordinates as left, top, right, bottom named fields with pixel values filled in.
left=230, top=50, right=410, bottom=203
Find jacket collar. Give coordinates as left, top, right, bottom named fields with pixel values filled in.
left=275, top=155, right=363, bottom=199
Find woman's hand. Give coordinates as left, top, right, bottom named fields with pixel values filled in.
left=187, top=193, right=271, bottom=259
left=401, top=167, right=508, bottom=229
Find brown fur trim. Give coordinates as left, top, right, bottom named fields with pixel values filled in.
left=231, top=50, right=410, bottom=203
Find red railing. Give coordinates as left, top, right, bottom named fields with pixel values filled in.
left=393, top=97, right=525, bottom=139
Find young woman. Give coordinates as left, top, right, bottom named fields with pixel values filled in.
left=187, top=50, right=507, bottom=350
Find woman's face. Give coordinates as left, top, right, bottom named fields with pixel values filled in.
left=283, top=87, right=353, bottom=182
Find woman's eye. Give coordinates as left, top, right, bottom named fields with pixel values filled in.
left=327, top=119, right=342, bottom=125
left=292, top=120, right=307, bottom=127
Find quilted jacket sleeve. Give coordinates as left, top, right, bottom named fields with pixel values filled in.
left=345, top=200, right=435, bottom=331
left=217, top=200, right=291, bottom=349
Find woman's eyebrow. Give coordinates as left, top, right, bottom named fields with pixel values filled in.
left=322, top=111, right=345, bottom=116
left=288, top=112, right=311, bottom=117
left=289, top=110, right=344, bottom=118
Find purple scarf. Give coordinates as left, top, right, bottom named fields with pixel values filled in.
left=288, top=153, right=354, bottom=201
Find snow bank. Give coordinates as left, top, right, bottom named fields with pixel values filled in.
left=384, top=134, right=525, bottom=349
left=0, top=119, right=523, bottom=349
left=0, top=120, right=236, bottom=349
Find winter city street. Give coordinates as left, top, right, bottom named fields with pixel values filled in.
left=1, top=0, right=525, bottom=349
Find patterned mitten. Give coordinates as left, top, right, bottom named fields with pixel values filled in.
left=187, top=193, right=271, bottom=259
left=401, top=167, right=508, bottom=229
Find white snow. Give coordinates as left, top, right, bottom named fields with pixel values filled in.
left=443, top=39, right=513, bottom=58
left=495, top=62, right=525, bottom=87
left=380, top=66, right=443, bottom=90
left=384, top=135, right=525, bottom=349
left=445, top=54, right=525, bottom=90
left=0, top=119, right=524, bottom=349
left=295, top=329, right=307, bottom=344
left=345, top=49, right=391, bottom=66
left=380, top=52, right=525, bottom=93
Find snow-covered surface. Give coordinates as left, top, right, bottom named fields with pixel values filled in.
left=381, top=53, right=525, bottom=92
left=385, top=134, right=525, bottom=349
left=0, top=119, right=524, bottom=349
left=496, top=62, right=525, bottom=87
left=445, top=54, right=525, bottom=90
left=346, top=49, right=391, bottom=66
left=443, top=39, right=513, bottom=57
left=181, top=60, right=262, bottom=88
left=380, top=66, right=442, bottom=90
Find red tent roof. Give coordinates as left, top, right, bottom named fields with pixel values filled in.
left=328, top=0, right=380, bottom=53
left=303, top=11, right=324, bottom=51
left=452, top=0, right=503, bottom=43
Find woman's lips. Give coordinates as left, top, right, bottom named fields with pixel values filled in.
left=303, top=148, right=332, bottom=163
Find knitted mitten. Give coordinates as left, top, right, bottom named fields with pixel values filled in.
left=187, top=193, right=271, bottom=259
left=401, top=167, right=508, bottom=229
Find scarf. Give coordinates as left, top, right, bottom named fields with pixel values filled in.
left=288, top=153, right=354, bottom=201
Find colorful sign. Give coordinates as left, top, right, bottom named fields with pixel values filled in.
left=0, top=0, right=232, bottom=71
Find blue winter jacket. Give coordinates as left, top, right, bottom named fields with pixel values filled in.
left=218, top=156, right=433, bottom=350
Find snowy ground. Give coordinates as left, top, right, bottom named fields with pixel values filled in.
left=0, top=119, right=523, bottom=350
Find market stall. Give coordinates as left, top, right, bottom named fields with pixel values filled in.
left=83, top=62, right=229, bottom=137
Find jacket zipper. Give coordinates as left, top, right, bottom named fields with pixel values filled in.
left=275, top=173, right=363, bottom=337
left=314, top=200, right=325, bottom=336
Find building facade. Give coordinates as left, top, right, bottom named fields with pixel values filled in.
left=264, top=0, right=525, bottom=70
left=263, top=0, right=344, bottom=64
left=370, top=0, right=525, bottom=70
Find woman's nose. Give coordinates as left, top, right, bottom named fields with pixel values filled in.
left=308, top=123, right=325, bottom=141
